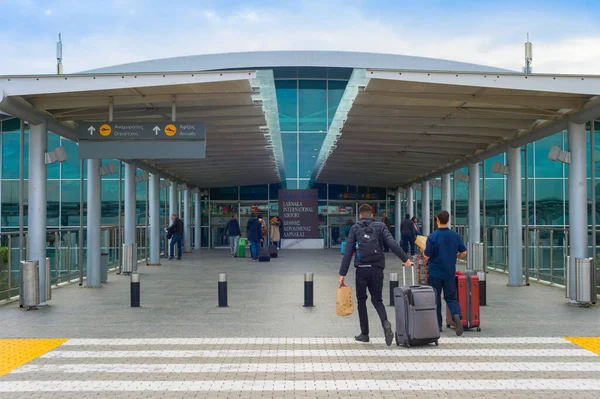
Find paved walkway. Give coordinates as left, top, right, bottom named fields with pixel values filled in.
left=1, top=249, right=600, bottom=397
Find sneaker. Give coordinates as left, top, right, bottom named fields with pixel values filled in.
left=354, top=334, right=370, bottom=343
left=439, top=327, right=443, bottom=333
left=168, top=257, right=174, bottom=260
left=382, top=320, right=394, bottom=346
left=453, top=314, right=464, bottom=336
left=177, top=258, right=181, bottom=261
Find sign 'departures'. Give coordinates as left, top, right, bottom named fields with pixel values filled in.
left=78, top=122, right=206, bottom=140
left=278, top=189, right=319, bottom=239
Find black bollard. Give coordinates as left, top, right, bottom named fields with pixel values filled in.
left=218, top=273, right=228, bottom=307
left=389, top=272, right=399, bottom=306
left=130, top=273, right=140, bottom=307
left=304, top=273, right=314, bottom=307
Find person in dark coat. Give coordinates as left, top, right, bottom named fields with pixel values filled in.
left=165, top=214, right=184, bottom=260
left=246, top=213, right=263, bottom=261
left=400, top=214, right=417, bottom=255
left=224, top=214, right=242, bottom=257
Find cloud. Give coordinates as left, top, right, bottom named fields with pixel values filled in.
left=0, top=2, right=599, bottom=75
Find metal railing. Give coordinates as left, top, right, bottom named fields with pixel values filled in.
left=0, top=225, right=149, bottom=302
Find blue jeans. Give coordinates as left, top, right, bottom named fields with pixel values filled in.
left=169, top=234, right=182, bottom=258
left=250, top=241, right=260, bottom=259
left=428, top=276, right=461, bottom=328
left=401, top=234, right=415, bottom=255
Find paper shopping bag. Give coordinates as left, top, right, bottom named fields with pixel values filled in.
left=336, top=284, right=354, bottom=317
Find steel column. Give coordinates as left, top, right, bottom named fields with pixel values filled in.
left=149, top=174, right=161, bottom=265
left=169, top=185, right=178, bottom=216
left=442, top=173, right=451, bottom=227
left=422, top=181, right=431, bottom=236
left=183, top=190, right=191, bottom=252
left=86, top=159, right=102, bottom=287
left=395, top=188, right=402, bottom=240
left=124, top=163, right=136, bottom=246
left=591, top=120, right=596, bottom=261
left=468, top=163, right=481, bottom=243
left=406, top=188, right=414, bottom=219
left=28, top=122, right=48, bottom=303
left=19, top=120, right=25, bottom=262
left=507, top=146, right=523, bottom=287
left=194, top=192, right=201, bottom=250
left=567, top=121, right=588, bottom=300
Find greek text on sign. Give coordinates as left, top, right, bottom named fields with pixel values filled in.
left=278, top=190, right=319, bottom=239
left=78, top=122, right=206, bottom=140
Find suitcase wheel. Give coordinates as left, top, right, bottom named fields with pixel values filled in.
left=405, top=342, right=411, bottom=348
left=435, top=340, right=439, bottom=346
left=476, top=327, right=481, bottom=332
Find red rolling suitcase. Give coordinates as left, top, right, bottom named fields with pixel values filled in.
left=446, top=271, right=481, bottom=332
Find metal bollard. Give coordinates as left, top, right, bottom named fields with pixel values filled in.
left=304, top=273, right=314, bottom=307
left=389, top=272, right=398, bottom=306
left=218, top=273, right=228, bottom=307
left=130, top=273, right=140, bottom=307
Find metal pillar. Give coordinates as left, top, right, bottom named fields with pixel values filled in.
left=183, top=190, right=191, bottom=252
left=422, top=181, right=431, bottom=236
left=568, top=121, right=588, bottom=300
left=124, top=163, right=136, bottom=246
left=468, top=163, right=481, bottom=243
left=591, top=120, right=596, bottom=261
left=149, top=174, right=161, bottom=266
left=395, top=188, right=402, bottom=240
left=441, top=173, right=451, bottom=227
left=18, top=120, right=25, bottom=263
left=407, top=188, right=414, bottom=219
left=507, top=146, right=523, bottom=287
left=194, top=192, right=201, bottom=250
left=28, top=122, right=48, bottom=303
left=169, top=185, right=178, bottom=216
left=117, top=162, right=122, bottom=268
left=86, top=159, right=102, bottom=287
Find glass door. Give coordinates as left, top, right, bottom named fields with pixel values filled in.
left=328, top=201, right=356, bottom=247
left=239, top=202, right=269, bottom=240
left=210, top=202, right=239, bottom=248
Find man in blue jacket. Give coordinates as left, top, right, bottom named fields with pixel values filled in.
left=224, top=214, right=242, bottom=257
left=424, top=210, right=468, bottom=336
left=246, top=213, right=263, bottom=261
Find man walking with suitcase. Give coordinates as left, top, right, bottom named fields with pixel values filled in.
left=339, top=204, right=412, bottom=346
left=424, top=210, right=468, bottom=336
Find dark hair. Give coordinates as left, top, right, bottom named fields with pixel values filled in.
left=359, top=204, right=373, bottom=216
left=436, top=210, right=450, bottom=225
left=346, top=219, right=354, bottom=225
left=405, top=214, right=410, bottom=219
left=411, top=216, right=417, bottom=222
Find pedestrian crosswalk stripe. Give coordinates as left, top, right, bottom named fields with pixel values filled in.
left=1, top=379, right=600, bottom=392
left=62, top=337, right=570, bottom=346
left=42, top=348, right=595, bottom=358
left=11, top=362, right=600, bottom=374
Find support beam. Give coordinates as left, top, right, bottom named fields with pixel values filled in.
left=406, top=188, right=414, bottom=219
left=28, top=121, right=48, bottom=303
left=149, top=174, right=161, bottom=266
left=468, top=163, right=481, bottom=243
left=183, top=190, right=191, bottom=252
left=86, top=159, right=102, bottom=288
left=194, top=193, right=201, bottom=250
left=422, top=181, right=431, bottom=236
left=441, top=173, right=451, bottom=227
left=507, top=146, right=523, bottom=286
left=124, top=163, right=136, bottom=246
left=169, top=185, right=178, bottom=217
left=567, top=121, right=588, bottom=300
left=395, top=188, right=402, bottom=240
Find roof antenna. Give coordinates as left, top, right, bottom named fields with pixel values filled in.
left=56, top=33, right=63, bottom=74
left=523, top=33, right=532, bottom=74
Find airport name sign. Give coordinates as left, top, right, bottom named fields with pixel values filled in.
left=78, top=122, right=206, bottom=140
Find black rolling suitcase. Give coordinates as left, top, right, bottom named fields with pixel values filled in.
left=393, top=264, right=440, bottom=348
left=258, top=246, right=271, bottom=262
left=269, top=244, right=278, bottom=259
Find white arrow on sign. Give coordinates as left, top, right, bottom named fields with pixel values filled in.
left=88, top=126, right=96, bottom=135
left=153, top=126, right=161, bottom=135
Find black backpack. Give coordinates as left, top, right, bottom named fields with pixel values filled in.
left=356, top=220, right=384, bottom=263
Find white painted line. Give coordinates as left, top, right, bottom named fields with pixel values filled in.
left=12, top=362, right=600, bottom=374
left=62, top=337, right=569, bottom=346
left=42, top=348, right=595, bottom=358
left=2, top=379, right=600, bottom=392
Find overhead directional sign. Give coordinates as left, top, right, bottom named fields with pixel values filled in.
left=77, top=121, right=206, bottom=160
left=78, top=122, right=206, bottom=140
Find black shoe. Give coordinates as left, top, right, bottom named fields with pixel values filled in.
left=177, top=258, right=181, bottom=261
left=439, top=327, right=443, bottom=333
left=453, top=314, right=464, bottom=336
left=355, top=334, right=370, bottom=343
left=382, top=320, right=394, bottom=346
left=168, top=257, right=174, bottom=260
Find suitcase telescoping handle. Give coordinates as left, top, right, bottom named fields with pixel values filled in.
left=401, top=260, right=415, bottom=286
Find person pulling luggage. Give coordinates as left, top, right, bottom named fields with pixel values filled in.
left=224, top=214, right=242, bottom=257
left=423, top=210, right=468, bottom=336
left=338, top=204, right=412, bottom=346
left=165, top=214, right=184, bottom=260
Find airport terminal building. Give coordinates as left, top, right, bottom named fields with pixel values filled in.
left=0, top=51, right=599, bottom=295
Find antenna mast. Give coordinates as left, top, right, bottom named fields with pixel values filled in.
left=523, top=33, right=532, bottom=74
left=56, top=33, right=63, bottom=74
